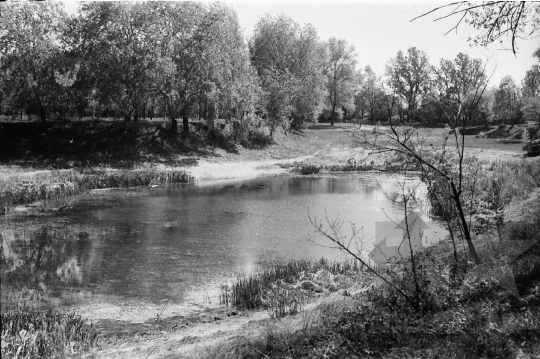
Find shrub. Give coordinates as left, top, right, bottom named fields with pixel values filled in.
left=295, top=164, right=321, bottom=175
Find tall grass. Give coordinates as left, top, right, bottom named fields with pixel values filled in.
left=220, top=258, right=362, bottom=318
left=1, top=307, right=99, bottom=358
left=0, top=168, right=193, bottom=209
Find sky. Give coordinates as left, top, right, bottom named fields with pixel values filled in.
left=60, top=0, right=539, bottom=87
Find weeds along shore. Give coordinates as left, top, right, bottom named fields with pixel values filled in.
left=219, top=258, right=366, bottom=318
left=207, top=239, right=540, bottom=359
left=1, top=307, right=100, bottom=358
left=0, top=167, right=193, bottom=211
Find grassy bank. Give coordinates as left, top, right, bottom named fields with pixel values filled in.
left=204, top=240, right=540, bottom=359
left=1, top=307, right=99, bottom=358
left=220, top=258, right=364, bottom=318
left=0, top=167, right=193, bottom=211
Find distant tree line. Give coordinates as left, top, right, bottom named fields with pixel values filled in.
left=1, top=1, right=539, bottom=138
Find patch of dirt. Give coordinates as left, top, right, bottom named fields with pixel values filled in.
left=93, top=285, right=369, bottom=359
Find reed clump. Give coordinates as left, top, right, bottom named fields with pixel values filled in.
left=1, top=307, right=99, bottom=358
left=220, top=258, right=363, bottom=318
left=0, top=168, right=193, bottom=210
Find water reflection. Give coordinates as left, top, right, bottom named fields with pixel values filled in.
left=1, top=174, right=443, bottom=322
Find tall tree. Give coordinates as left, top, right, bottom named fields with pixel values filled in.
left=494, top=76, right=522, bottom=126
left=324, top=38, right=358, bottom=126
left=522, top=65, right=540, bottom=98
left=521, top=47, right=540, bottom=125
left=71, top=2, right=161, bottom=122
left=0, top=1, right=68, bottom=123
left=386, top=47, right=432, bottom=123
left=195, top=3, right=259, bottom=129
left=355, top=66, right=387, bottom=121
left=435, top=52, right=487, bottom=124
left=150, top=2, right=254, bottom=136
left=250, top=14, right=326, bottom=132
left=522, top=97, right=540, bottom=125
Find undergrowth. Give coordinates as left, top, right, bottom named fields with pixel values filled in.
left=1, top=307, right=99, bottom=358
left=207, top=237, right=540, bottom=359
left=220, top=258, right=363, bottom=318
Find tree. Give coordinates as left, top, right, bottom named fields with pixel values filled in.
left=355, top=66, right=387, bottom=121
left=522, top=65, right=540, bottom=97
left=0, top=1, right=68, bottom=123
left=324, top=37, right=358, bottom=126
left=386, top=47, right=432, bottom=123
left=521, top=47, right=540, bottom=126
left=493, top=76, right=523, bottom=125
left=250, top=14, right=326, bottom=132
left=290, top=24, right=327, bottom=127
left=71, top=2, right=161, bottom=123
left=434, top=52, right=488, bottom=124
left=200, top=4, right=261, bottom=131
left=522, top=96, right=540, bottom=125
left=413, top=2, right=540, bottom=54
left=146, top=2, right=252, bottom=136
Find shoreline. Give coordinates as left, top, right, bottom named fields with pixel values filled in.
left=2, top=126, right=538, bottom=358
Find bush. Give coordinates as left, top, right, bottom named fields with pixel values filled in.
left=295, top=164, right=321, bottom=175
left=207, top=128, right=237, bottom=153
left=241, top=129, right=274, bottom=149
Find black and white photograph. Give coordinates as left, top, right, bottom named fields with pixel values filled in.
left=1, top=0, right=539, bottom=357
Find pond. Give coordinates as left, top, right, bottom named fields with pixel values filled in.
left=1, top=174, right=446, bottom=328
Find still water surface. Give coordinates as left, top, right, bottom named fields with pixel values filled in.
left=1, top=174, right=445, bottom=324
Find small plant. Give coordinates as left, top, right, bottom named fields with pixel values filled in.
left=523, top=127, right=530, bottom=143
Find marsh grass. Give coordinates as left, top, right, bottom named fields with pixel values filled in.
left=0, top=168, right=193, bottom=210
left=219, top=258, right=363, bottom=318
left=208, top=241, right=540, bottom=359
left=1, top=307, right=99, bottom=358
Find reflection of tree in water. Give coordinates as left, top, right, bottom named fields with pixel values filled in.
left=1, top=225, right=105, bottom=306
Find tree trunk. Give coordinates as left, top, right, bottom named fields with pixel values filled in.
left=331, top=102, right=336, bottom=126
left=170, top=117, right=177, bottom=134
left=39, top=105, right=47, bottom=124
left=182, top=107, right=190, bottom=137
left=450, top=181, right=481, bottom=265
left=206, top=102, right=215, bottom=130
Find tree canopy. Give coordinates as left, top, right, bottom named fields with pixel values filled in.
left=0, top=1, right=537, bottom=133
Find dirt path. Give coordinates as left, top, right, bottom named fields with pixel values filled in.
left=185, top=156, right=312, bottom=181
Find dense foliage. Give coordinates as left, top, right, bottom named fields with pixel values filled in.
left=1, top=1, right=538, bottom=135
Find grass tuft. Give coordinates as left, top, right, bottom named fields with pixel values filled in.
left=220, top=258, right=363, bottom=318
left=1, top=307, right=99, bottom=358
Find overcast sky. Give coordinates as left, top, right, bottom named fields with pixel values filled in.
left=61, top=0, right=539, bottom=87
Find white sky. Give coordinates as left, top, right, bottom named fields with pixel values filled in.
left=60, top=0, right=539, bottom=87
